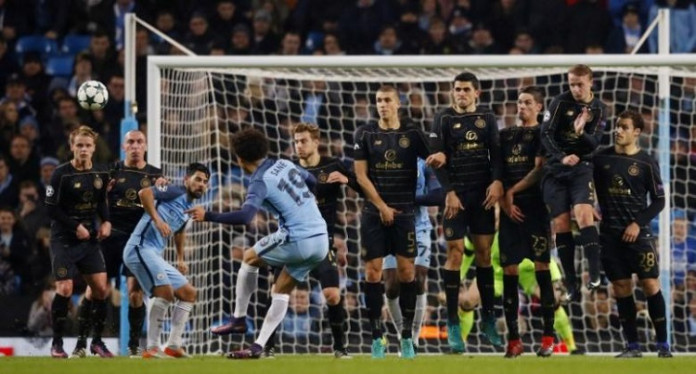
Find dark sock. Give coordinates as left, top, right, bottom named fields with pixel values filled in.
left=443, top=269, right=460, bottom=325
left=616, top=295, right=638, bottom=345
left=556, top=232, right=577, bottom=289
left=578, top=227, right=601, bottom=282
left=646, top=290, right=668, bottom=344
left=399, top=281, right=416, bottom=339
left=90, top=299, right=108, bottom=341
left=327, top=302, right=346, bottom=350
left=51, top=294, right=70, bottom=347
left=128, top=305, right=146, bottom=348
left=77, top=298, right=93, bottom=344
left=365, top=282, right=384, bottom=340
left=477, top=266, right=495, bottom=317
left=503, top=274, right=520, bottom=341
left=536, top=270, right=556, bottom=336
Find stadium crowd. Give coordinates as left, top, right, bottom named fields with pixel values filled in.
left=1, top=0, right=696, bottom=354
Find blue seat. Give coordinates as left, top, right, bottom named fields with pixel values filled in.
left=61, top=34, right=91, bottom=55
left=45, top=56, right=74, bottom=77
left=15, top=35, right=59, bottom=57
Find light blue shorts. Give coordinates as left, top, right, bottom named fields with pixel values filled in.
left=123, top=244, right=188, bottom=296
left=253, top=229, right=329, bottom=282
left=383, top=229, right=432, bottom=269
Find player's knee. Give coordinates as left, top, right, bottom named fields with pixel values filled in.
left=639, top=278, right=660, bottom=297
left=179, top=285, right=197, bottom=302
left=129, top=290, right=144, bottom=307
left=611, top=280, right=633, bottom=297
left=365, top=261, right=382, bottom=282
left=534, top=262, right=549, bottom=271
left=474, top=252, right=491, bottom=267
left=323, top=288, right=340, bottom=305
left=415, top=273, right=427, bottom=293
left=553, top=215, right=571, bottom=232
left=460, top=297, right=476, bottom=311
left=503, top=265, right=519, bottom=276
left=397, top=266, right=415, bottom=283
left=574, top=207, right=594, bottom=228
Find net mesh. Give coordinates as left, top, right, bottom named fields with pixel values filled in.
left=154, top=65, right=696, bottom=354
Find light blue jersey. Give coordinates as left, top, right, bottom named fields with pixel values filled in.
left=123, top=185, right=195, bottom=294
left=415, top=158, right=440, bottom=233
left=247, top=158, right=326, bottom=240
left=126, top=185, right=194, bottom=252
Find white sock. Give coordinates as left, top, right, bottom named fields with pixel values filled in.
left=166, top=301, right=193, bottom=349
left=386, top=296, right=403, bottom=340
left=147, top=297, right=171, bottom=349
left=255, top=293, right=290, bottom=347
left=412, top=293, right=427, bottom=346
left=234, top=263, right=259, bottom=318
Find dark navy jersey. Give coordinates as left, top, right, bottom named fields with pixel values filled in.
left=541, top=91, right=607, bottom=169
left=108, top=161, right=162, bottom=233
left=293, top=156, right=360, bottom=234
left=354, top=121, right=431, bottom=213
left=45, top=162, right=110, bottom=239
left=500, top=125, right=543, bottom=200
left=430, top=105, right=503, bottom=191
left=593, top=147, right=664, bottom=235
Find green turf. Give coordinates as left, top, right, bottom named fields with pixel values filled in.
left=3, top=355, right=695, bottom=374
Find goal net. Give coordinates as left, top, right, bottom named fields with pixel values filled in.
left=148, top=56, right=696, bottom=354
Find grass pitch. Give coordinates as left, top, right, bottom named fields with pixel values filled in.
left=4, top=354, right=695, bottom=374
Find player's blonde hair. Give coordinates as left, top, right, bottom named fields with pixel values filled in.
left=69, top=125, right=98, bottom=144
left=292, top=123, right=321, bottom=140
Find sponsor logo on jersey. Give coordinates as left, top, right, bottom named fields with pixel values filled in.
left=398, top=136, right=410, bottom=148
left=474, top=117, right=486, bottom=129
left=628, top=163, right=640, bottom=176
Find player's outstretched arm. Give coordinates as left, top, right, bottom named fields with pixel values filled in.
left=187, top=203, right=259, bottom=225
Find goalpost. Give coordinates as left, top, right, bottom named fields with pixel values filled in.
left=144, top=52, right=696, bottom=354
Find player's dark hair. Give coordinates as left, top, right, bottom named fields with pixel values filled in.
left=231, top=128, right=269, bottom=162
left=186, top=162, right=211, bottom=178
left=453, top=72, right=480, bottom=90
left=519, top=86, right=544, bottom=108
left=568, top=64, right=593, bottom=79
left=617, top=110, right=644, bottom=131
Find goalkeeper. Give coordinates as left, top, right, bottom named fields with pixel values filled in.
left=457, top=233, right=584, bottom=356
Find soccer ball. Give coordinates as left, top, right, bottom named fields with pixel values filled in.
left=77, top=80, right=109, bottom=110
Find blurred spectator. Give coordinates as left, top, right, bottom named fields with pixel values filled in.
left=18, top=116, right=41, bottom=157
left=0, top=100, right=20, bottom=150
left=0, top=207, right=31, bottom=293
left=606, top=3, right=649, bottom=54
left=0, top=155, right=19, bottom=208
left=16, top=180, right=48, bottom=241
left=488, top=0, right=528, bottom=52
left=230, top=24, right=253, bottom=55
left=209, top=0, right=249, bottom=37
left=87, top=31, right=119, bottom=82
left=373, top=25, right=408, bottom=55
left=58, top=52, right=95, bottom=98
left=648, top=0, right=696, bottom=53
left=317, top=33, right=344, bottom=55
left=421, top=17, right=456, bottom=54
left=585, top=44, right=605, bottom=54
left=103, top=74, right=125, bottom=154
left=281, top=284, right=318, bottom=339
left=418, top=0, right=440, bottom=31
left=183, top=13, right=217, bottom=55
left=512, top=30, right=540, bottom=54
left=38, top=157, right=58, bottom=195
left=19, top=52, right=50, bottom=121
left=27, top=285, right=54, bottom=336
left=563, top=0, right=612, bottom=54
left=465, top=23, right=502, bottom=54
left=339, top=0, right=395, bottom=54
left=396, top=5, right=427, bottom=54
left=32, top=0, right=70, bottom=39
left=1, top=74, right=38, bottom=120
left=0, top=0, right=29, bottom=45
left=278, top=30, right=302, bottom=55
left=8, top=134, right=40, bottom=184
left=44, top=97, right=82, bottom=155
left=447, top=5, right=473, bottom=43
left=152, top=10, right=181, bottom=54
left=250, top=9, right=279, bottom=54
left=671, top=209, right=696, bottom=287
left=0, top=36, right=19, bottom=90
left=28, top=226, right=51, bottom=290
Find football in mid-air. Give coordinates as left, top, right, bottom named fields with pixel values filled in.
left=77, top=80, right=109, bottom=110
